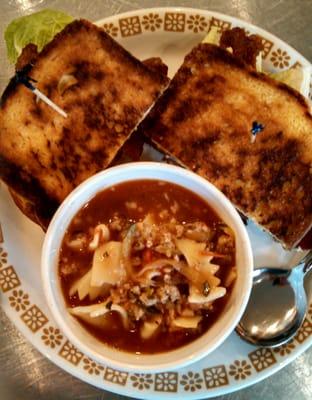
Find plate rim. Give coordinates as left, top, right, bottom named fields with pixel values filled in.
left=95, top=6, right=311, bottom=67
left=0, top=6, right=311, bottom=399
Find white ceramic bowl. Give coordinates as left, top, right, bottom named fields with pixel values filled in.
left=41, top=162, right=253, bottom=373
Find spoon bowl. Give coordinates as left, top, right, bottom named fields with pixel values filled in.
left=236, top=251, right=312, bottom=347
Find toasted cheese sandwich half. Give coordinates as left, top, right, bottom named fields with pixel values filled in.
left=0, top=19, right=169, bottom=229
left=139, top=43, right=312, bottom=249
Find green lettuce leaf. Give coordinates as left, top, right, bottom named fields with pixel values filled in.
left=4, top=9, right=74, bottom=64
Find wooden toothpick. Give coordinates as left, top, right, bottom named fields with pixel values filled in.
left=15, top=70, right=67, bottom=118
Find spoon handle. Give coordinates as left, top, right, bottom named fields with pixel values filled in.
left=303, top=251, right=312, bottom=276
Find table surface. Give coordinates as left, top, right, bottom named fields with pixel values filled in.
left=0, top=0, right=311, bottom=399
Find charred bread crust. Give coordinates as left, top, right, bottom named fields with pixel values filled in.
left=9, top=188, right=50, bottom=230
left=15, top=43, right=39, bottom=71
left=139, top=43, right=312, bottom=248
left=0, top=154, right=58, bottom=228
left=0, top=64, right=33, bottom=106
left=142, top=57, right=169, bottom=79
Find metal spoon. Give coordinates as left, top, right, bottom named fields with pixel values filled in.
left=236, top=251, right=312, bottom=347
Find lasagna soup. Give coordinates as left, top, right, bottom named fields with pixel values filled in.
left=59, top=180, right=236, bottom=353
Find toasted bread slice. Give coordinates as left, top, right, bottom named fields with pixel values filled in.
left=0, top=19, right=169, bottom=229
left=8, top=187, right=50, bottom=229
left=140, top=44, right=312, bottom=248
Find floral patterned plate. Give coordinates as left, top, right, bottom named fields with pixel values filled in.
left=0, top=7, right=311, bottom=399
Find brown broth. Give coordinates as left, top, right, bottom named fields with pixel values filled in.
left=59, top=179, right=235, bottom=354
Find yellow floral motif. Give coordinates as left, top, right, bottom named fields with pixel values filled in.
left=0, top=266, right=21, bottom=292
left=21, top=305, right=48, bottom=333
left=270, top=48, right=291, bottom=68
left=228, top=360, right=252, bottom=380
left=209, top=17, right=231, bottom=33
left=119, top=17, right=142, bottom=37
left=203, top=365, right=229, bottom=388
left=130, top=373, right=153, bottom=390
left=154, top=372, right=178, bottom=392
left=59, top=340, right=83, bottom=366
left=102, top=23, right=118, bottom=37
left=0, top=247, right=7, bottom=267
left=104, top=367, right=128, bottom=386
left=295, top=319, right=312, bottom=344
left=180, top=371, right=203, bottom=392
left=82, top=357, right=105, bottom=375
left=142, top=13, right=162, bottom=32
left=259, top=37, right=274, bottom=58
left=273, top=341, right=296, bottom=356
left=248, top=348, right=276, bottom=372
left=186, top=15, right=208, bottom=33
left=292, top=61, right=303, bottom=69
left=41, top=326, right=63, bottom=348
left=9, top=289, right=30, bottom=312
left=164, top=13, right=185, bottom=32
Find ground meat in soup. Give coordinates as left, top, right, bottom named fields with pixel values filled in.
left=59, top=180, right=236, bottom=354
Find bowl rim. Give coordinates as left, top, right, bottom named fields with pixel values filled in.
left=41, top=161, right=253, bottom=372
